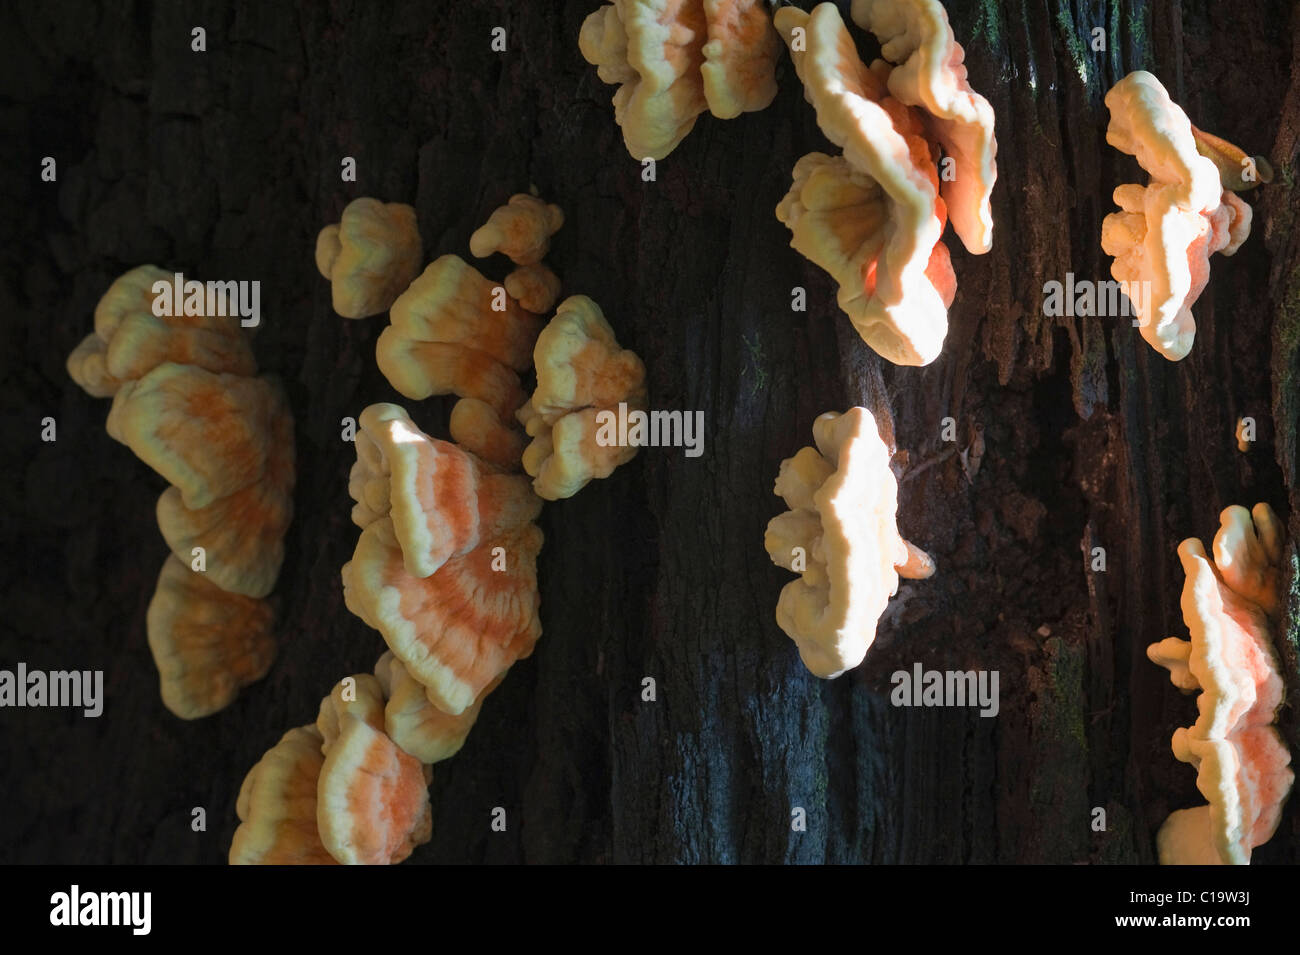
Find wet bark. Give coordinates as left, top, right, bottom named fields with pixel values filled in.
left=1, top=0, right=1297, bottom=864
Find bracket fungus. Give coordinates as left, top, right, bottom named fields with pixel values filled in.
left=315, top=197, right=422, bottom=319
left=315, top=673, right=433, bottom=865
left=764, top=407, right=934, bottom=678
left=377, top=254, right=541, bottom=414
left=774, top=2, right=992, bottom=365
left=504, top=263, right=563, bottom=316
left=67, top=265, right=256, bottom=397
left=578, top=0, right=779, bottom=160
left=517, top=295, right=647, bottom=500
left=229, top=725, right=337, bottom=865
left=469, top=193, right=564, bottom=266
left=849, top=0, right=997, bottom=254
left=348, top=403, right=541, bottom=578
left=1101, top=71, right=1258, bottom=360
left=343, top=403, right=543, bottom=716
left=68, top=268, right=296, bottom=717
left=146, top=555, right=276, bottom=720
left=375, top=651, right=498, bottom=765
left=343, top=517, right=544, bottom=718
left=1146, top=504, right=1293, bottom=865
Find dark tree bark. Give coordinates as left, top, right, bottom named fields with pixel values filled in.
left=1, top=0, right=1298, bottom=864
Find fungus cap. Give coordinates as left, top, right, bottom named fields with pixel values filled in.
left=374, top=652, right=499, bottom=764
left=230, top=725, right=337, bottom=865
left=850, top=0, right=998, bottom=253
left=764, top=407, right=933, bottom=677
left=146, top=555, right=276, bottom=720
left=342, top=520, right=543, bottom=716
left=105, top=364, right=281, bottom=510
left=699, top=0, right=781, bottom=119
left=348, top=403, right=540, bottom=577
left=578, top=0, right=710, bottom=160
left=469, top=194, right=564, bottom=266
left=154, top=376, right=295, bottom=598
left=315, top=673, right=433, bottom=865
left=315, top=198, right=422, bottom=318
left=518, top=295, right=647, bottom=499
left=774, top=4, right=950, bottom=366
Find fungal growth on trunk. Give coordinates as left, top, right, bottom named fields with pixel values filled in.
left=469, top=193, right=564, bottom=266
left=517, top=295, right=647, bottom=500
left=146, top=555, right=277, bottom=721
left=1101, top=71, right=1258, bottom=360
left=229, top=725, right=338, bottom=865
left=774, top=1, right=994, bottom=366
left=67, top=268, right=295, bottom=719
left=343, top=403, right=544, bottom=716
left=315, top=673, right=434, bottom=865
left=67, top=265, right=256, bottom=397
left=764, top=407, right=934, bottom=678
left=375, top=651, right=499, bottom=765
left=578, top=0, right=780, bottom=160
left=315, top=197, right=422, bottom=319
left=1146, top=504, right=1294, bottom=865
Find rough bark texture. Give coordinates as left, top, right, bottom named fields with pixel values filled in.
left=1, top=0, right=1297, bottom=864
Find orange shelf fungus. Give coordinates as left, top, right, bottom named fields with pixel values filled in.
left=764, top=407, right=934, bottom=678
left=850, top=0, right=998, bottom=254
left=1146, top=504, right=1294, bottom=864
left=376, top=254, right=541, bottom=415
left=579, top=0, right=779, bottom=160
left=700, top=0, right=782, bottom=120
left=469, top=194, right=564, bottom=266
left=146, top=555, right=276, bottom=720
left=67, top=265, right=256, bottom=397
left=1101, top=71, right=1257, bottom=360
left=153, top=377, right=294, bottom=599
left=315, top=197, right=422, bottom=319
left=505, top=263, right=563, bottom=316
left=517, top=295, right=648, bottom=500
left=450, top=397, right=529, bottom=471
left=375, top=651, right=498, bottom=764
left=229, top=725, right=338, bottom=865
left=348, top=403, right=541, bottom=578
left=774, top=2, right=983, bottom=366
left=343, top=519, right=544, bottom=717
left=68, top=269, right=296, bottom=717
left=315, top=674, right=433, bottom=865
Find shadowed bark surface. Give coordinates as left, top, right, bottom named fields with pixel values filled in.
left=1, top=0, right=1297, bottom=864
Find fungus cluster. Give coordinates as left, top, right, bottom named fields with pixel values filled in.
left=518, top=296, right=647, bottom=500
left=231, top=659, right=440, bottom=865
left=234, top=187, right=649, bottom=863
left=764, top=407, right=933, bottom=677
left=1147, top=504, right=1293, bottom=864
left=67, top=265, right=294, bottom=719
left=774, top=1, right=996, bottom=366
left=1101, top=71, right=1259, bottom=360
left=578, top=0, right=781, bottom=159
left=316, top=198, right=423, bottom=319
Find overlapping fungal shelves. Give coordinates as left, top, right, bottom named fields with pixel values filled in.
left=773, top=1, right=996, bottom=366
left=1146, top=505, right=1293, bottom=864
left=1100, top=71, right=1259, bottom=360
left=578, top=0, right=781, bottom=159
left=65, top=266, right=294, bottom=719
left=231, top=188, right=649, bottom=863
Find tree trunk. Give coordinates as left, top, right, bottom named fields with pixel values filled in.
left=1, top=0, right=1297, bottom=864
